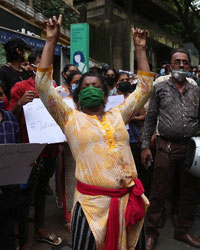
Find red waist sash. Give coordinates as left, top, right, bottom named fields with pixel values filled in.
left=76, top=179, right=145, bottom=250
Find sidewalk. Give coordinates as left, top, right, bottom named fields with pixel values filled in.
left=27, top=176, right=72, bottom=250
left=27, top=175, right=200, bottom=250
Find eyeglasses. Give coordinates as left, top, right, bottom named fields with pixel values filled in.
left=172, top=60, right=189, bottom=65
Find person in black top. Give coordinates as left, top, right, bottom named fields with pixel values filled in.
left=0, top=38, right=32, bottom=99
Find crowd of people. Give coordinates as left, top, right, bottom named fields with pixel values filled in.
left=0, top=14, right=200, bottom=250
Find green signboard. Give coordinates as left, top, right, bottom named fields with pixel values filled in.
left=70, top=23, right=89, bottom=73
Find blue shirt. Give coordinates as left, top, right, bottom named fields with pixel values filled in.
left=0, top=109, right=19, bottom=144
left=128, top=120, right=141, bottom=143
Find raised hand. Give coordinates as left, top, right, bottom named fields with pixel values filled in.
left=132, top=28, right=148, bottom=49
left=39, top=15, right=62, bottom=68
left=44, top=15, right=62, bottom=42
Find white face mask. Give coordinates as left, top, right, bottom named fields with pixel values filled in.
left=31, top=64, right=38, bottom=75
left=171, top=69, right=188, bottom=83
left=133, top=79, right=138, bottom=84
left=71, top=83, right=78, bottom=92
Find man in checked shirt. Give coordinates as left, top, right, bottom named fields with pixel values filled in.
left=141, top=48, right=200, bottom=250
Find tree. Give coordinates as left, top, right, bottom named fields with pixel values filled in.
left=163, top=0, right=200, bottom=53
left=32, top=0, right=79, bottom=29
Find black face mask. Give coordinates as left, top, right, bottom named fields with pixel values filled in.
left=105, top=76, right=116, bottom=86
left=26, top=70, right=34, bottom=76
left=117, top=81, right=131, bottom=93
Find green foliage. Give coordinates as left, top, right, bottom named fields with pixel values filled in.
left=160, top=0, right=200, bottom=52
left=160, top=22, right=184, bottom=37
left=33, top=0, right=79, bottom=29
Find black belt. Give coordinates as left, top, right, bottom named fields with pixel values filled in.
left=160, top=136, right=190, bottom=144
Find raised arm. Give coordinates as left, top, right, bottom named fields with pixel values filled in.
left=133, top=28, right=150, bottom=72
left=35, top=15, right=72, bottom=132
left=39, top=15, right=62, bottom=67
left=119, top=28, right=154, bottom=124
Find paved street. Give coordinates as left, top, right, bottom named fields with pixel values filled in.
left=26, top=176, right=200, bottom=250
left=25, top=175, right=72, bottom=250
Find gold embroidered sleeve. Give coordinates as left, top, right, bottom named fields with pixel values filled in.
left=118, top=71, right=154, bottom=124
left=35, top=65, right=72, bottom=132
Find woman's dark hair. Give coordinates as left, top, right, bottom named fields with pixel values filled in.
left=28, top=49, right=42, bottom=64
left=73, top=72, right=109, bottom=105
left=62, top=64, right=78, bottom=74
left=66, top=70, right=82, bottom=87
left=170, top=48, right=191, bottom=63
left=104, top=67, right=117, bottom=77
left=116, top=71, right=129, bottom=82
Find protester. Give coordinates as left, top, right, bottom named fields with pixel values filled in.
left=64, top=70, right=81, bottom=99
left=56, top=64, right=78, bottom=98
left=8, top=49, right=62, bottom=249
left=104, top=67, right=117, bottom=96
left=148, top=54, right=198, bottom=228
left=62, top=64, right=78, bottom=80
left=141, top=48, right=200, bottom=250
left=36, top=15, right=153, bottom=250
left=117, top=71, right=130, bottom=83
left=192, top=66, right=198, bottom=79
left=0, top=38, right=31, bottom=99
left=21, top=62, right=32, bottom=72
left=159, top=61, right=170, bottom=76
left=0, top=81, right=22, bottom=250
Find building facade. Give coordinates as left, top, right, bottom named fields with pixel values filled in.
left=74, top=0, right=199, bottom=72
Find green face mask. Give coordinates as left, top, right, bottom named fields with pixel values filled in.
left=78, top=86, right=105, bottom=109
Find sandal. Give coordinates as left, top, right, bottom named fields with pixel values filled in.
left=35, top=232, right=62, bottom=246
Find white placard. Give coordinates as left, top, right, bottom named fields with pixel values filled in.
left=105, top=95, right=124, bottom=111
left=0, top=143, right=46, bottom=186
left=23, top=99, right=67, bottom=144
